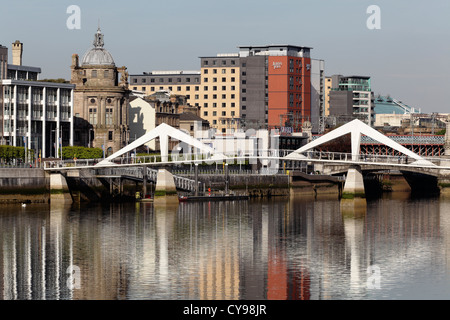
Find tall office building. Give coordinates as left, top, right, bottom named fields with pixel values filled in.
left=198, top=54, right=241, bottom=133
left=0, top=41, right=74, bottom=158
left=328, top=75, right=374, bottom=126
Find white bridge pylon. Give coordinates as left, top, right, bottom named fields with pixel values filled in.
left=97, top=123, right=226, bottom=166
left=284, top=119, right=435, bottom=167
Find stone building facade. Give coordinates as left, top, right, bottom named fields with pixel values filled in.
left=71, top=28, right=130, bottom=156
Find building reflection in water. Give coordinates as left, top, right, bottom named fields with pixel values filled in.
left=0, top=192, right=449, bottom=300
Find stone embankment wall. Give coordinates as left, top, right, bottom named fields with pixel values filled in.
left=0, top=168, right=49, bottom=203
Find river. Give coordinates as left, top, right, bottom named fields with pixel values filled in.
left=0, top=192, right=449, bottom=300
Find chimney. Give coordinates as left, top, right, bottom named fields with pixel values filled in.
left=12, top=40, right=23, bottom=66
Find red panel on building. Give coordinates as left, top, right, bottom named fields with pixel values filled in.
left=268, top=56, right=311, bottom=131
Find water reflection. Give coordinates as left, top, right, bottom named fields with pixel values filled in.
left=0, top=194, right=450, bottom=300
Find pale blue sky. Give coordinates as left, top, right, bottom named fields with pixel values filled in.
left=1, top=0, right=449, bottom=113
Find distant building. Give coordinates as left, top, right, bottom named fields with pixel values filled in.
left=129, top=91, right=208, bottom=152
left=130, top=44, right=325, bottom=134
left=327, top=75, right=374, bottom=126
left=0, top=40, right=74, bottom=158
left=70, top=27, right=130, bottom=157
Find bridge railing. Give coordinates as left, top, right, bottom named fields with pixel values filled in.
left=42, top=149, right=297, bottom=169
left=296, top=150, right=442, bottom=166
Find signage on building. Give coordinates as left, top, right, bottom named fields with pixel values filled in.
left=272, top=61, right=282, bottom=70
left=280, top=126, right=293, bottom=134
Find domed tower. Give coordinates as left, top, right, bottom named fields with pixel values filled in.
left=71, top=27, right=130, bottom=155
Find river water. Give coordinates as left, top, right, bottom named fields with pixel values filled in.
left=0, top=192, right=449, bottom=300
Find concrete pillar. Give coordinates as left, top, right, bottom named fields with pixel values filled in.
left=342, top=165, right=365, bottom=199
left=154, top=169, right=178, bottom=205
left=194, top=163, right=199, bottom=196
left=49, top=173, right=72, bottom=204
left=225, top=163, right=230, bottom=195
left=142, top=166, right=147, bottom=197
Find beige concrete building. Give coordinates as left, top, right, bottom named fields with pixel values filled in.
left=70, top=27, right=130, bottom=156
left=130, top=70, right=201, bottom=105
left=197, top=54, right=240, bottom=134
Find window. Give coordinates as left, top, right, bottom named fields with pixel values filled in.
left=105, top=108, right=113, bottom=125
left=203, top=111, right=208, bottom=116
left=221, top=69, right=226, bottom=74
left=108, top=131, right=113, bottom=141
left=204, top=69, right=208, bottom=74
left=104, top=70, right=109, bottom=78
left=213, top=69, right=217, bottom=74
left=89, top=108, right=97, bottom=125
left=213, top=111, right=217, bottom=116
left=222, top=111, right=226, bottom=116
left=91, top=70, right=97, bottom=78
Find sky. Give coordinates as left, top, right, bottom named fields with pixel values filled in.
left=1, top=0, right=449, bottom=113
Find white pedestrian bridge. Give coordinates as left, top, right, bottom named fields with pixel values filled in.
left=44, top=120, right=450, bottom=196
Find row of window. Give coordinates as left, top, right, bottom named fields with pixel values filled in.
left=203, top=68, right=236, bottom=74
left=203, top=111, right=236, bottom=117
left=4, top=87, right=72, bottom=102
left=88, top=107, right=114, bottom=125
left=203, top=59, right=237, bottom=66
left=133, top=77, right=200, bottom=84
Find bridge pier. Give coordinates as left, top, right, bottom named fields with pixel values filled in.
left=49, top=173, right=72, bottom=204
left=154, top=169, right=179, bottom=205
left=342, top=165, right=365, bottom=199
